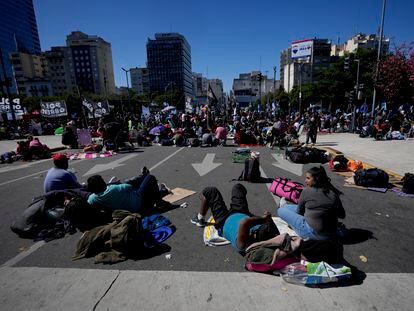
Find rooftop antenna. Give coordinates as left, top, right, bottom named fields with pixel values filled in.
left=170, top=24, right=172, bottom=32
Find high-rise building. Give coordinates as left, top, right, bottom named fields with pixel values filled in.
left=43, top=46, right=75, bottom=96
left=0, top=0, right=41, bottom=94
left=280, top=39, right=331, bottom=92
left=66, top=31, right=116, bottom=96
left=147, top=33, right=193, bottom=109
left=130, top=67, right=149, bottom=95
left=232, top=71, right=277, bottom=107
left=331, top=33, right=390, bottom=57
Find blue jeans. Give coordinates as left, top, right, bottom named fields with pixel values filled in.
left=277, top=204, right=329, bottom=240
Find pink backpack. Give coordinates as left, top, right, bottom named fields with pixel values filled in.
left=269, top=177, right=304, bottom=204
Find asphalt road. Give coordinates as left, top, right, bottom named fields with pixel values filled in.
left=1, top=145, right=413, bottom=274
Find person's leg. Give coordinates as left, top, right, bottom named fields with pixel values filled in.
left=136, top=175, right=162, bottom=212
left=277, top=204, right=319, bottom=240
left=306, top=132, right=310, bottom=144
left=229, top=183, right=252, bottom=216
left=191, top=187, right=229, bottom=228
left=312, top=131, right=317, bottom=144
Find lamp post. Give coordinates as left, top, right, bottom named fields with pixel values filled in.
left=351, top=59, right=360, bottom=132
left=371, top=0, right=387, bottom=119
left=164, top=81, right=174, bottom=106
left=299, top=69, right=302, bottom=114
left=121, top=67, right=131, bottom=112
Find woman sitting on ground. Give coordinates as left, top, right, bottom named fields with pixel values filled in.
left=277, top=166, right=345, bottom=240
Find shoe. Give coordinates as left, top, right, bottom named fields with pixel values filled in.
left=141, top=166, right=150, bottom=176
left=190, top=215, right=206, bottom=227
left=159, top=183, right=172, bottom=194
left=279, top=197, right=287, bottom=208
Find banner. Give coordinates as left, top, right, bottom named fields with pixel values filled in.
left=82, top=100, right=109, bottom=118
left=291, top=39, right=313, bottom=59
left=40, top=101, right=68, bottom=117
left=0, top=98, right=25, bottom=115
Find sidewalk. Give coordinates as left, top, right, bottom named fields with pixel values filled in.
left=302, top=133, right=413, bottom=176
left=1, top=267, right=413, bottom=311
left=0, top=135, right=65, bottom=154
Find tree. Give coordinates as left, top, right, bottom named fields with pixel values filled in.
left=408, top=51, right=414, bottom=100
left=376, top=50, right=412, bottom=108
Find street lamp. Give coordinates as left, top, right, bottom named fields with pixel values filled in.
left=371, top=0, right=387, bottom=119
left=298, top=62, right=303, bottom=115
left=121, top=67, right=131, bottom=112
left=351, top=59, right=361, bottom=132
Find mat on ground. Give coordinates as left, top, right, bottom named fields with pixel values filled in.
left=163, top=188, right=196, bottom=203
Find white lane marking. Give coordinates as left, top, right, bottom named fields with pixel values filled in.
left=83, top=154, right=140, bottom=176
left=0, top=159, right=88, bottom=187
left=260, top=166, right=280, bottom=206
left=1, top=148, right=185, bottom=267
left=149, top=147, right=185, bottom=171
left=1, top=241, right=46, bottom=268
left=0, top=158, right=51, bottom=174
left=191, top=153, right=222, bottom=176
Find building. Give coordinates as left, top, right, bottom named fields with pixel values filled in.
left=208, top=78, right=224, bottom=110
left=192, top=72, right=208, bottom=106
left=130, top=67, right=149, bottom=95
left=66, top=31, right=116, bottom=96
left=280, top=39, right=331, bottom=92
left=24, top=78, right=53, bottom=97
left=9, top=52, right=48, bottom=96
left=232, top=71, right=278, bottom=107
left=147, top=33, right=193, bottom=109
left=43, top=46, right=75, bottom=96
left=331, top=33, right=390, bottom=57
left=0, top=0, right=41, bottom=94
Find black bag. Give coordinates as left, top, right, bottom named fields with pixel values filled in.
left=239, top=157, right=261, bottom=182
left=188, top=138, right=200, bottom=147
left=161, top=139, right=174, bottom=146
left=10, top=196, right=47, bottom=237
left=354, top=168, right=389, bottom=188
left=330, top=155, right=349, bottom=171
left=286, top=147, right=307, bottom=164
left=402, top=173, right=414, bottom=194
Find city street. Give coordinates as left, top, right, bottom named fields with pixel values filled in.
left=0, top=140, right=413, bottom=310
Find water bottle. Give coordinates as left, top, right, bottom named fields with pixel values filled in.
left=280, top=262, right=308, bottom=285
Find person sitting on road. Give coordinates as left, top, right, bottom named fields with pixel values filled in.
left=44, top=153, right=82, bottom=193
left=277, top=166, right=345, bottom=240
left=86, top=171, right=169, bottom=216
left=215, top=122, right=228, bottom=146
left=191, top=184, right=280, bottom=254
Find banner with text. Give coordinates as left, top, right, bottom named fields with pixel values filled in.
left=291, top=39, right=313, bottom=59
left=0, top=98, right=26, bottom=115
left=40, top=101, right=68, bottom=117
left=82, top=100, right=109, bottom=118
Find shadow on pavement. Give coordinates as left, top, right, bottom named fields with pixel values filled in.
left=129, top=243, right=172, bottom=261
left=340, top=228, right=375, bottom=245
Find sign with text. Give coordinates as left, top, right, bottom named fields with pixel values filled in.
left=291, top=39, right=313, bottom=59
left=82, top=100, right=109, bottom=118
left=40, top=101, right=68, bottom=117
left=0, top=98, right=25, bottom=115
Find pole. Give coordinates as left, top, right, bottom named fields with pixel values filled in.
left=122, top=67, right=131, bottom=114
left=0, top=46, right=15, bottom=121
left=371, top=0, right=387, bottom=119
left=351, top=59, right=360, bottom=132
left=299, top=63, right=302, bottom=115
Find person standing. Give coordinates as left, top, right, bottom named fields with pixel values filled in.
left=305, top=114, right=318, bottom=145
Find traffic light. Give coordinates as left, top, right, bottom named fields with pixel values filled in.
left=257, top=73, right=263, bottom=82
left=344, top=57, right=350, bottom=71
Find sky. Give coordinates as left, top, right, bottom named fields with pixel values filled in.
left=34, top=0, right=413, bottom=92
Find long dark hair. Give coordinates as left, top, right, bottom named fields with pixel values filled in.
left=307, top=166, right=343, bottom=196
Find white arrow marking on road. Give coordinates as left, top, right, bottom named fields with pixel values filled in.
left=271, top=154, right=303, bottom=177
left=83, top=154, right=139, bottom=176
left=191, top=153, right=222, bottom=177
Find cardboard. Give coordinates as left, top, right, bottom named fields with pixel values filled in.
left=163, top=187, right=196, bottom=203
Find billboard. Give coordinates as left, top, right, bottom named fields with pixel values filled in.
left=40, top=101, right=68, bottom=117
left=291, top=39, right=313, bottom=59
left=82, top=100, right=110, bottom=118
left=0, top=98, right=26, bottom=115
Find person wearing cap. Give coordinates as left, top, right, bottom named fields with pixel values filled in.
left=44, top=154, right=81, bottom=193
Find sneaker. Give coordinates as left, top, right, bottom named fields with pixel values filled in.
left=190, top=215, right=206, bottom=227
left=279, top=197, right=287, bottom=208
left=141, top=166, right=150, bottom=176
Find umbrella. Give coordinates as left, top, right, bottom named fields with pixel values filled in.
left=149, top=125, right=166, bottom=135
left=162, top=106, right=176, bottom=113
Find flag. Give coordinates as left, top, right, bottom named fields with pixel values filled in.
left=207, top=84, right=218, bottom=104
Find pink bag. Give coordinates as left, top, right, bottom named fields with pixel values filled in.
left=245, top=257, right=299, bottom=272
left=269, top=177, right=304, bottom=204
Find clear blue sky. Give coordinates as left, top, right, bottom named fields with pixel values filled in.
left=34, top=0, right=413, bottom=92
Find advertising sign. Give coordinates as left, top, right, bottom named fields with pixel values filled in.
left=40, top=101, right=68, bottom=117
left=291, top=39, right=313, bottom=59
left=0, top=98, right=26, bottom=115
left=82, top=100, right=109, bottom=118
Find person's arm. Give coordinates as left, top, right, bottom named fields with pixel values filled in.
left=297, top=189, right=307, bottom=216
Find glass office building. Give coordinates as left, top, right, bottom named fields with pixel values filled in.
left=0, top=0, right=41, bottom=94
left=147, top=33, right=193, bottom=110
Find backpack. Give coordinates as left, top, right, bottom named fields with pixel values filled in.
left=286, top=147, right=307, bottom=164
left=354, top=168, right=389, bottom=188
left=347, top=159, right=363, bottom=172
left=188, top=138, right=200, bottom=147
left=10, top=196, right=48, bottom=237
left=161, top=139, right=174, bottom=146
left=238, top=157, right=261, bottom=182
left=402, top=173, right=414, bottom=194
left=329, top=155, right=349, bottom=172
